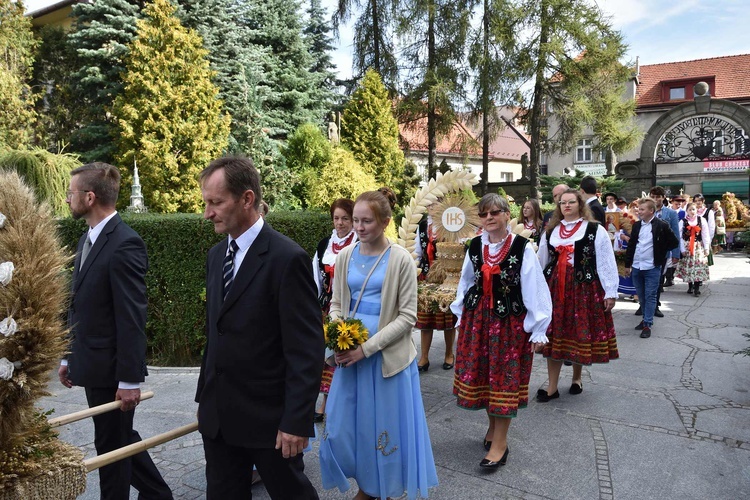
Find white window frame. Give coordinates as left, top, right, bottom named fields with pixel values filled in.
left=576, top=139, right=593, bottom=163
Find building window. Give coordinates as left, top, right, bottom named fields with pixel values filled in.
left=712, top=131, right=724, bottom=155
left=540, top=164, right=548, bottom=175
left=576, top=139, right=592, bottom=163
left=500, top=172, right=514, bottom=182
left=669, top=87, right=686, bottom=100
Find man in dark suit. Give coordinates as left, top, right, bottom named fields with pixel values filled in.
left=59, top=163, right=172, bottom=500
left=624, top=198, right=679, bottom=339
left=196, top=157, right=323, bottom=499
left=580, top=176, right=606, bottom=225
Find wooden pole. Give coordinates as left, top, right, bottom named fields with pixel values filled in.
left=84, top=422, right=199, bottom=472
left=48, top=391, right=155, bottom=428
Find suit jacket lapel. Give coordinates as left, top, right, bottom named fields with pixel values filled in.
left=74, top=215, right=121, bottom=292
left=220, top=224, right=269, bottom=315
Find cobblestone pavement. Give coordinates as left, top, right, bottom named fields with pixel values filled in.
left=39, top=252, right=750, bottom=499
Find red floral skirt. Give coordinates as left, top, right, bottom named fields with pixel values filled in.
left=320, top=364, right=335, bottom=394
left=415, top=310, right=457, bottom=330
left=543, top=269, right=618, bottom=364
left=453, top=295, right=532, bottom=417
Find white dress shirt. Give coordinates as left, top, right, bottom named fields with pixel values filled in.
left=632, top=216, right=655, bottom=271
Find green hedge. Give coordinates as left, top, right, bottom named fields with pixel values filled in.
left=57, top=210, right=331, bottom=365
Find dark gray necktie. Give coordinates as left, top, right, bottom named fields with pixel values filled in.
left=80, top=235, right=93, bottom=269
left=223, top=240, right=239, bottom=300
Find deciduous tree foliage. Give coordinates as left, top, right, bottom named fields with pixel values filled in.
left=0, top=0, right=36, bottom=149
left=341, top=69, right=405, bottom=195
left=112, top=0, right=230, bottom=213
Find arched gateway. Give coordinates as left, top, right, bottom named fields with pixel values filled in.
left=616, top=83, right=750, bottom=200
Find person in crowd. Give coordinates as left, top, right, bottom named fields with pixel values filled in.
left=616, top=197, right=628, bottom=211
left=450, top=193, right=552, bottom=469
left=579, top=176, right=606, bottom=225
left=628, top=200, right=640, bottom=219
left=59, top=162, right=172, bottom=500
left=623, top=198, right=680, bottom=339
left=542, top=183, right=569, bottom=230
left=693, top=194, right=716, bottom=266
left=511, top=198, right=544, bottom=245
left=676, top=202, right=711, bottom=297
left=413, top=200, right=457, bottom=372
left=537, top=189, right=619, bottom=401
left=647, top=187, right=681, bottom=310
left=604, top=192, right=621, bottom=213
left=615, top=213, right=637, bottom=301
left=670, top=196, right=686, bottom=220
left=713, top=205, right=726, bottom=253
left=196, top=157, right=322, bottom=499
left=311, top=199, right=357, bottom=421
left=319, top=188, right=438, bottom=500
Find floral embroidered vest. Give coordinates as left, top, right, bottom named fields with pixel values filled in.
left=543, top=222, right=599, bottom=284
left=316, top=236, right=332, bottom=309
left=466, top=235, right=528, bottom=318
left=681, top=220, right=701, bottom=242
left=417, top=218, right=433, bottom=278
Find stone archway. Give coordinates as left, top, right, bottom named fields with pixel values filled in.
left=615, top=95, right=750, bottom=199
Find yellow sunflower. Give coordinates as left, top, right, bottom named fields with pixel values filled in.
left=336, top=330, right=355, bottom=351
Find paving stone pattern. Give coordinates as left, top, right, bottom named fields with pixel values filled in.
left=39, top=252, right=750, bottom=499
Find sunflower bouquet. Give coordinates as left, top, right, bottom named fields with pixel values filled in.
left=324, top=318, right=369, bottom=352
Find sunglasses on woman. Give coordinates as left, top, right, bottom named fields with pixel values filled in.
left=478, top=209, right=506, bottom=218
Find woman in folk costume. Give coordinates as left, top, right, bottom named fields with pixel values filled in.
left=319, top=188, right=437, bottom=500
left=450, top=193, right=552, bottom=469
left=311, top=198, right=357, bottom=421
left=509, top=198, right=544, bottom=246
left=536, top=189, right=619, bottom=402
left=693, top=194, right=716, bottom=266
left=414, top=201, right=457, bottom=371
left=676, top=202, right=711, bottom=296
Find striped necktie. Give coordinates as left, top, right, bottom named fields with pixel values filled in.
left=223, top=240, right=239, bottom=300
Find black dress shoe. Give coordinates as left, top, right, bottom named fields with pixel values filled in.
left=664, top=280, right=674, bottom=287
left=417, top=362, right=430, bottom=373
left=635, top=321, right=645, bottom=330
left=634, top=307, right=642, bottom=315
left=563, top=360, right=573, bottom=366
left=480, top=446, right=509, bottom=469
left=654, top=308, right=664, bottom=318
left=442, top=361, right=454, bottom=370
left=313, top=412, right=325, bottom=423
left=569, top=382, right=583, bottom=395
left=536, top=390, right=559, bottom=402
left=640, top=326, right=651, bottom=338
left=687, top=284, right=694, bottom=293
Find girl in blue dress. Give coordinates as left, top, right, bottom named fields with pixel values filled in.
left=319, top=188, right=438, bottom=500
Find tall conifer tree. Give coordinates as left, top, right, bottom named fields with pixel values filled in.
left=0, top=0, right=37, bottom=149
left=67, top=0, right=141, bottom=162
left=112, top=0, right=230, bottom=213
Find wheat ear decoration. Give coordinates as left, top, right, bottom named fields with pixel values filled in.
left=397, top=170, right=479, bottom=265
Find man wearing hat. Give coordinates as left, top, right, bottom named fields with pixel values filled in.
left=670, top=196, right=686, bottom=221
left=604, top=192, right=621, bottom=213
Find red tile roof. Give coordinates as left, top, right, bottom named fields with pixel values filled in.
left=636, top=54, right=750, bottom=107
left=399, top=116, right=530, bottom=161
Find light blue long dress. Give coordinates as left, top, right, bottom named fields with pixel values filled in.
left=319, top=246, right=438, bottom=499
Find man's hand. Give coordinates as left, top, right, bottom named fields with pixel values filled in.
left=275, top=430, right=309, bottom=458
left=116, top=388, right=141, bottom=412
left=58, top=365, right=73, bottom=388
left=603, top=298, right=616, bottom=313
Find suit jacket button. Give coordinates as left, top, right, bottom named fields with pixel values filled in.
left=218, top=330, right=224, bottom=336
left=216, top=368, right=223, bottom=375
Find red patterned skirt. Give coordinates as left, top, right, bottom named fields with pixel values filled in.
left=320, top=364, right=335, bottom=394
left=453, top=295, right=532, bottom=417
left=543, top=269, right=618, bottom=364
left=415, top=310, right=457, bottom=330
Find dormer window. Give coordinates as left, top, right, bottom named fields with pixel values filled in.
left=669, top=87, right=685, bottom=100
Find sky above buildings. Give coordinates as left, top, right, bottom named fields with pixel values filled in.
left=24, top=0, right=750, bottom=79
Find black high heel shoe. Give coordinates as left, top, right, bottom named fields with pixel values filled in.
left=417, top=362, right=430, bottom=373
left=483, top=439, right=491, bottom=451
left=480, top=446, right=509, bottom=469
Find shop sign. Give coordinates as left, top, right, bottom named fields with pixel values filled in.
left=574, top=164, right=607, bottom=177
left=703, top=159, right=749, bottom=172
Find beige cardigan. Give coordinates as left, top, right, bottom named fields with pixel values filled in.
left=330, top=242, right=418, bottom=378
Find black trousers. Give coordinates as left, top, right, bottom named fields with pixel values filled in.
left=85, top=387, right=172, bottom=500
left=203, top=431, right=318, bottom=500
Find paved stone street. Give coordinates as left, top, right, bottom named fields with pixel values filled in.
left=40, top=251, right=750, bottom=499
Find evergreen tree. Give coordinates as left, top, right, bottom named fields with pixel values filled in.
left=333, top=0, right=399, bottom=88
left=305, top=147, right=378, bottom=210
left=512, top=0, right=639, bottom=197
left=0, top=0, right=37, bottom=149
left=67, top=0, right=141, bottom=162
left=304, top=0, right=336, bottom=88
left=240, top=0, right=328, bottom=137
left=341, top=69, right=405, bottom=194
left=31, top=26, right=79, bottom=151
left=112, top=0, right=230, bottom=213
left=398, top=0, right=472, bottom=179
